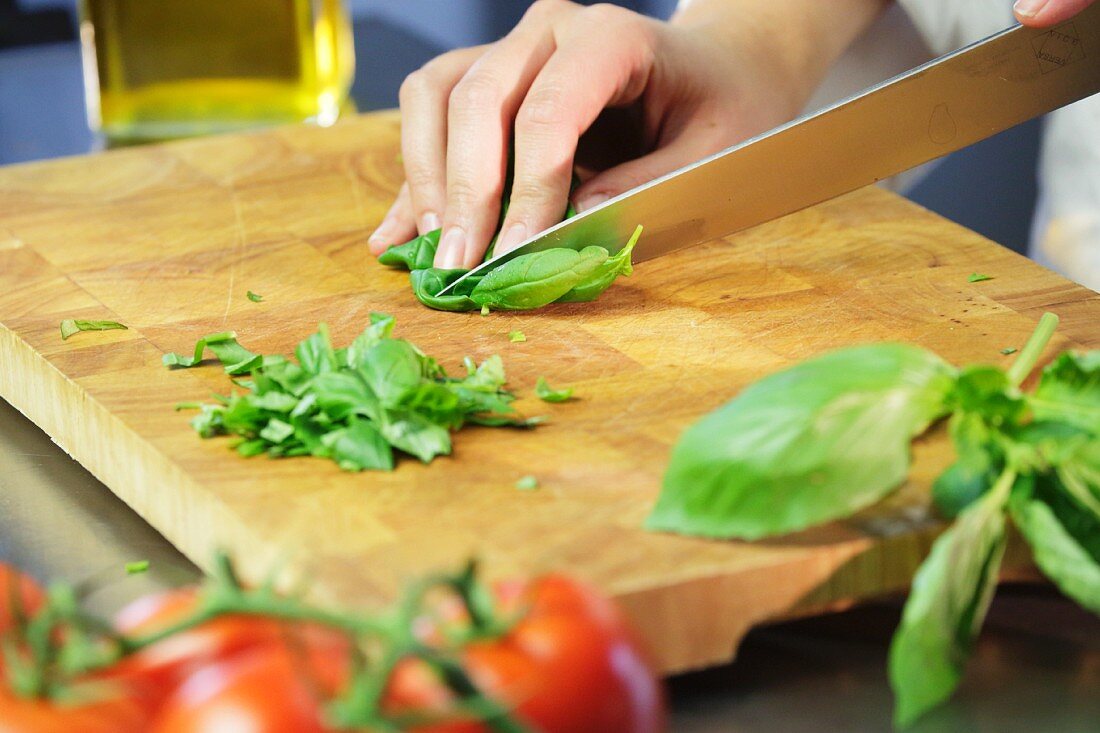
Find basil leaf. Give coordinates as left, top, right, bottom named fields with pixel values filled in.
left=648, top=344, right=956, bottom=539
left=967, top=273, right=993, bottom=283
left=164, top=332, right=257, bottom=371
left=410, top=268, right=481, bottom=312
left=380, top=410, right=452, bottom=463
left=331, top=418, right=394, bottom=471
left=516, top=475, right=539, bottom=490
left=357, top=339, right=424, bottom=407
left=60, top=319, right=128, bottom=340
left=1010, top=476, right=1100, bottom=614
left=246, top=291, right=264, bottom=303
left=1030, top=351, right=1100, bottom=433
left=535, top=377, right=574, bottom=403
left=508, top=331, right=526, bottom=343
left=557, top=225, right=642, bottom=303
left=295, top=324, right=338, bottom=375
left=311, top=371, right=379, bottom=422
left=378, top=229, right=441, bottom=270
left=470, top=246, right=609, bottom=311
left=932, top=413, right=1002, bottom=519
left=889, top=480, right=1008, bottom=728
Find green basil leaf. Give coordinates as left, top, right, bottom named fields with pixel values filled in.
left=378, top=229, right=441, bottom=270
left=60, top=319, right=128, bottom=340
left=932, top=414, right=1002, bottom=519
left=311, top=371, right=379, bottom=422
left=380, top=410, right=452, bottom=463
left=246, top=290, right=264, bottom=303
left=508, top=331, right=526, bottom=343
left=557, top=225, right=642, bottom=303
left=535, top=377, right=574, bottom=403
left=1010, top=477, right=1100, bottom=614
left=516, top=475, right=539, bottom=490
left=259, top=418, right=295, bottom=444
left=1030, top=351, right=1100, bottom=433
left=648, top=344, right=956, bottom=539
left=470, top=246, right=608, bottom=311
left=163, top=331, right=253, bottom=369
left=331, top=418, right=394, bottom=471
left=409, top=268, right=482, bottom=312
left=295, top=324, right=338, bottom=375
left=889, top=480, right=1009, bottom=728
left=357, top=339, right=424, bottom=407
left=967, top=273, right=993, bottom=283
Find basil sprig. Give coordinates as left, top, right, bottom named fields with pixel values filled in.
left=164, top=314, right=541, bottom=470
left=648, top=312, right=1100, bottom=727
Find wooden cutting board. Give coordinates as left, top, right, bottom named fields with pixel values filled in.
left=1, top=111, right=1097, bottom=674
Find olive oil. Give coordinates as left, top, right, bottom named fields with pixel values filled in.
left=79, top=0, right=354, bottom=142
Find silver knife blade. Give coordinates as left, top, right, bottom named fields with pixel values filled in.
left=440, top=5, right=1100, bottom=296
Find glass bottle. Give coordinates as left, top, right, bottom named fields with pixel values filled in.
left=78, top=0, right=355, bottom=143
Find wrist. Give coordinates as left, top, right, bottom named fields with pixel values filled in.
left=672, top=0, right=889, bottom=113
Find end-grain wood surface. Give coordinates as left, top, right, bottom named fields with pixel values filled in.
left=0, top=111, right=1096, bottom=673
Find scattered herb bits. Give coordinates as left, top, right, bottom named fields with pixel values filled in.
left=535, top=377, right=575, bottom=403
left=124, top=560, right=150, bottom=575
left=1000, top=347, right=1017, bottom=355
left=648, top=312, right=1100, bottom=727
left=167, top=314, right=542, bottom=471
left=508, top=331, right=527, bottom=343
left=515, top=475, right=539, bottom=491
left=247, top=290, right=264, bottom=302
left=967, top=273, right=993, bottom=283
left=60, top=319, right=128, bottom=340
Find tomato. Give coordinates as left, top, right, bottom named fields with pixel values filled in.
left=387, top=575, right=666, bottom=733
left=0, top=684, right=146, bottom=733
left=0, top=563, right=45, bottom=635
left=149, top=641, right=349, bottom=733
left=109, top=587, right=349, bottom=714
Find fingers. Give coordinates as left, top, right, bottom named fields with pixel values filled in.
left=368, top=183, right=418, bottom=255
left=1014, top=0, right=1095, bottom=27
left=493, top=5, right=658, bottom=256
left=397, top=46, right=484, bottom=245
left=436, top=0, right=573, bottom=269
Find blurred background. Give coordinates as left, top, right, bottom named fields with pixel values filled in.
left=0, top=0, right=1039, bottom=254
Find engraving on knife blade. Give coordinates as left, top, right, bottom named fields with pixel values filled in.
left=928, top=103, right=957, bottom=145
left=1032, top=22, right=1085, bottom=74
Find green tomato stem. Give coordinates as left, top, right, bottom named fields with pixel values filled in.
left=1006, top=312, right=1059, bottom=388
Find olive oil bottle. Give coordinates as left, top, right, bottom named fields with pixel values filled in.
left=79, top=0, right=354, bottom=142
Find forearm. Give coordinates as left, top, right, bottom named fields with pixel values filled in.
left=671, top=0, right=890, bottom=111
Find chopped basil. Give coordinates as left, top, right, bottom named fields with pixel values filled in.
left=124, top=560, right=150, bottom=575
left=508, top=331, right=526, bottom=343
left=535, top=377, right=574, bottom=403
left=967, top=273, right=993, bottom=283
left=247, top=290, right=264, bottom=302
left=60, top=319, right=128, bottom=341
left=515, top=475, right=539, bottom=491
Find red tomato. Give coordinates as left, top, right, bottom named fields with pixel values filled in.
left=149, top=642, right=349, bottom=733
left=0, top=563, right=45, bottom=635
left=387, top=575, right=666, bottom=733
left=0, top=685, right=146, bottom=733
left=109, top=587, right=349, bottom=713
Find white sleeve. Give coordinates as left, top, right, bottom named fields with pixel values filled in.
left=893, top=0, right=1014, bottom=53
left=896, top=0, right=1100, bottom=291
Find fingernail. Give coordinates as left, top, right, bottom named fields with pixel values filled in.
left=369, top=216, right=397, bottom=249
left=1014, top=0, right=1048, bottom=17
left=435, top=227, right=467, bottom=269
left=419, top=211, right=441, bottom=234
left=495, top=223, right=527, bottom=255
left=576, top=193, right=610, bottom=213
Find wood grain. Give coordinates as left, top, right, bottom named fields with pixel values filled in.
left=0, top=111, right=1096, bottom=674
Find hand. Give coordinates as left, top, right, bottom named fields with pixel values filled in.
left=1015, top=0, right=1097, bottom=27
left=368, top=0, right=882, bottom=269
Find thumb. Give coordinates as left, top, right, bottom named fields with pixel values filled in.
left=572, top=136, right=717, bottom=213
left=1014, top=0, right=1095, bottom=27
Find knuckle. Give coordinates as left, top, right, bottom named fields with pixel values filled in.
left=525, top=0, right=572, bottom=22
left=403, top=164, right=437, bottom=191
left=516, top=88, right=569, bottom=132
left=448, top=74, right=503, bottom=114
left=448, top=176, right=502, bottom=211
left=398, top=69, right=432, bottom=104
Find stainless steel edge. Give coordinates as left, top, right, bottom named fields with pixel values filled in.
left=439, top=6, right=1100, bottom=295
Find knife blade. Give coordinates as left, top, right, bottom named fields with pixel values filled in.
left=438, top=4, right=1100, bottom=296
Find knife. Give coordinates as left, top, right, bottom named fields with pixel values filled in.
left=439, top=4, right=1100, bottom=296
